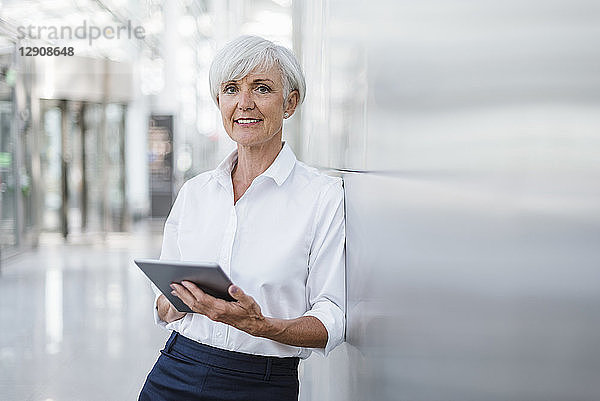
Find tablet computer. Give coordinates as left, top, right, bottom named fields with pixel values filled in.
left=134, top=258, right=235, bottom=313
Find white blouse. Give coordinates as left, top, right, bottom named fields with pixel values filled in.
left=153, top=142, right=346, bottom=359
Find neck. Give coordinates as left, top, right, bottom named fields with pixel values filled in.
left=232, top=137, right=284, bottom=186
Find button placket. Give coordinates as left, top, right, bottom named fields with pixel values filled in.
left=214, top=205, right=237, bottom=347
left=218, top=206, right=237, bottom=276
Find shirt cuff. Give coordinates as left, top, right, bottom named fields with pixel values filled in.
left=153, top=291, right=170, bottom=328
left=303, top=301, right=345, bottom=357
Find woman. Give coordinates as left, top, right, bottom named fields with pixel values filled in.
left=139, top=35, right=345, bottom=401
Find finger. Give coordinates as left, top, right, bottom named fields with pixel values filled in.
left=171, top=283, right=203, bottom=311
left=179, top=282, right=239, bottom=322
left=228, top=285, right=254, bottom=306
left=176, top=281, right=229, bottom=315
left=180, top=281, right=237, bottom=311
left=180, top=281, right=210, bottom=301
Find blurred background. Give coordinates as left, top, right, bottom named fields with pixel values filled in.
left=1, top=0, right=599, bottom=400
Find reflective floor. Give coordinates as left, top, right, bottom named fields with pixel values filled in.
left=0, top=221, right=170, bottom=401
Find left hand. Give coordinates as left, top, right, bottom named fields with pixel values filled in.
left=170, top=281, right=268, bottom=337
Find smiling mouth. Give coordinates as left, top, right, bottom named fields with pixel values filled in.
left=234, top=118, right=263, bottom=126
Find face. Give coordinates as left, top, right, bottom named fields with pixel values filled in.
left=217, top=65, right=298, bottom=148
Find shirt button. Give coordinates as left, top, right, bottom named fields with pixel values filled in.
left=216, top=332, right=222, bottom=337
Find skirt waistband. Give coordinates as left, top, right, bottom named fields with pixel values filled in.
left=163, top=331, right=299, bottom=377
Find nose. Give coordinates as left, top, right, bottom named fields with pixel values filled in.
left=237, top=90, right=255, bottom=110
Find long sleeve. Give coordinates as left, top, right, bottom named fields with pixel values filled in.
left=303, top=178, right=346, bottom=356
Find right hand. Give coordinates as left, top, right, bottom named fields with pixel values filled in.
left=157, top=294, right=186, bottom=323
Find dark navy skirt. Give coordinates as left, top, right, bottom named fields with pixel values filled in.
left=139, top=331, right=300, bottom=401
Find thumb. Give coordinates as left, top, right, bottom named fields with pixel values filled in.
left=229, top=285, right=252, bottom=304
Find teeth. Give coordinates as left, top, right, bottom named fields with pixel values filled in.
left=237, top=119, right=260, bottom=124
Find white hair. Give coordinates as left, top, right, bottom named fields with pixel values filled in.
left=209, top=35, right=306, bottom=106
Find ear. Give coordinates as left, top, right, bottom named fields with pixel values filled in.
left=283, top=90, right=300, bottom=118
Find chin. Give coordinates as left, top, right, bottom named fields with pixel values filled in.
left=231, top=132, right=276, bottom=147
left=230, top=136, right=263, bottom=148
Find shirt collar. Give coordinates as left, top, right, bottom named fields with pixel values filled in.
left=212, top=142, right=297, bottom=187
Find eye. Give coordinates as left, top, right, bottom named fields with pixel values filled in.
left=255, top=85, right=271, bottom=94
left=223, top=85, right=237, bottom=94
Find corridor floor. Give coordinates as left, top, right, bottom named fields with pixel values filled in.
left=0, top=222, right=171, bottom=401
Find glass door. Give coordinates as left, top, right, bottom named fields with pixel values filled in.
left=40, top=100, right=63, bottom=233
left=105, top=103, right=126, bottom=231
left=82, top=103, right=104, bottom=233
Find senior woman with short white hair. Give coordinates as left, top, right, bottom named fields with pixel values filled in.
left=138, top=35, right=345, bottom=401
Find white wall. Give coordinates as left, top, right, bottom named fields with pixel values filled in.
left=295, top=1, right=600, bottom=400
